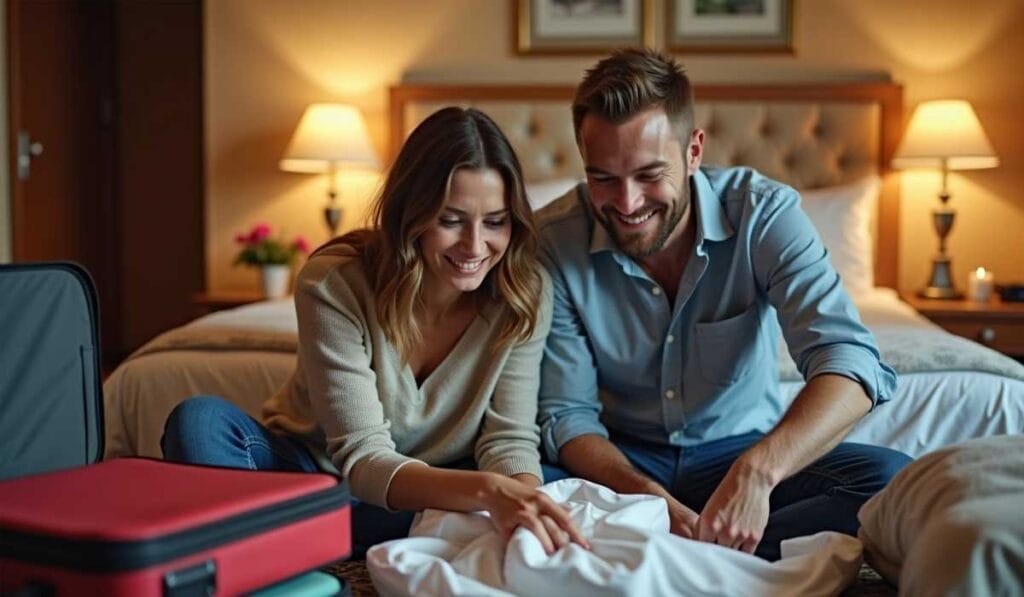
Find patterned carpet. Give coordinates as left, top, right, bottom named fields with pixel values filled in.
left=325, top=561, right=377, bottom=597
left=325, top=560, right=897, bottom=596
left=844, top=565, right=897, bottom=597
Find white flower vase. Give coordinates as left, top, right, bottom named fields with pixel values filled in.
left=260, top=264, right=291, bottom=299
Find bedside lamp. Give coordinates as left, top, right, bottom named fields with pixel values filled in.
left=892, top=99, right=999, bottom=299
left=280, top=104, right=379, bottom=238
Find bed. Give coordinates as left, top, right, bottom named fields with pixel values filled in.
left=103, top=81, right=1024, bottom=594
left=103, top=287, right=1024, bottom=461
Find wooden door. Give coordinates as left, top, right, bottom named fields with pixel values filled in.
left=7, top=0, right=120, bottom=355
left=7, top=0, right=204, bottom=365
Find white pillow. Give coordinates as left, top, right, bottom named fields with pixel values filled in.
left=525, top=178, right=581, bottom=211
left=857, top=435, right=1024, bottom=594
left=800, top=175, right=879, bottom=297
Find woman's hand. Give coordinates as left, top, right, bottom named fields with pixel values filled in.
left=479, top=473, right=590, bottom=554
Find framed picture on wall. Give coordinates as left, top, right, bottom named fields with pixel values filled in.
left=515, top=0, right=653, bottom=55
left=667, top=0, right=794, bottom=53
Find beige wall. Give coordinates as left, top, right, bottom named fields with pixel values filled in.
left=206, top=0, right=1024, bottom=294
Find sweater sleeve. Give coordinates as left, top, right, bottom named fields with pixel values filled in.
left=294, top=259, right=424, bottom=509
left=473, top=269, right=550, bottom=482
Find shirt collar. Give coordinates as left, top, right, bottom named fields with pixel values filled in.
left=692, top=168, right=734, bottom=243
left=587, top=168, right=734, bottom=255
left=584, top=185, right=616, bottom=255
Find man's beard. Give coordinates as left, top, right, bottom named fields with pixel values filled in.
left=601, top=189, right=688, bottom=259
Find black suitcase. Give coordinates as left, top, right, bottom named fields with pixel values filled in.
left=0, top=261, right=103, bottom=480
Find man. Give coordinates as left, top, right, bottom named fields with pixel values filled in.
left=537, top=48, right=911, bottom=561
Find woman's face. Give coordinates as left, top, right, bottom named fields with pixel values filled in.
left=420, top=167, right=512, bottom=301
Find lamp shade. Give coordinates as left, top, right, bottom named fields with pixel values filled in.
left=892, top=100, right=999, bottom=170
left=279, top=103, right=379, bottom=173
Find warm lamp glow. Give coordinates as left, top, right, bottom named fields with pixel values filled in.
left=280, top=103, right=379, bottom=238
left=279, top=103, right=379, bottom=173
left=892, top=100, right=999, bottom=171
left=892, top=99, right=1000, bottom=300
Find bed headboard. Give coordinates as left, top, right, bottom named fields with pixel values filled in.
left=389, top=83, right=903, bottom=289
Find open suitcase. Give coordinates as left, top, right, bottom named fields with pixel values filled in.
left=0, top=262, right=352, bottom=596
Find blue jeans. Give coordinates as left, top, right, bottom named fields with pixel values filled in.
left=609, top=430, right=911, bottom=560
left=162, top=396, right=483, bottom=559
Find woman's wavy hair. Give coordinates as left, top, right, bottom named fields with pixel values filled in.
left=330, top=107, right=542, bottom=361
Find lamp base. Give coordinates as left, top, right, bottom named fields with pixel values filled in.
left=918, top=286, right=963, bottom=300
left=918, top=255, right=963, bottom=300
left=324, top=205, right=342, bottom=239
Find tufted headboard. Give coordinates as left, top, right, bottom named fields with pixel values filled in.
left=389, top=83, right=903, bottom=289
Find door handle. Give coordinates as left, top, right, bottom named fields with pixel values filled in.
left=17, top=130, right=44, bottom=181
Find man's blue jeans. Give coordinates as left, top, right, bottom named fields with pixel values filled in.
left=162, top=396, right=484, bottom=559
left=591, top=430, right=912, bottom=560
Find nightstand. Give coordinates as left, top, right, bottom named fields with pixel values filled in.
left=191, top=291, right=266, bottom=315
left=903, top=295, right=1024, bottom=359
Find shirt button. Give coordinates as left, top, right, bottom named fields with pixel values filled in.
left=665, top=389, right=676, bottom=399
left=666, top=334, right=675, bottom=344
left=651, top=286, right=662, bottom=296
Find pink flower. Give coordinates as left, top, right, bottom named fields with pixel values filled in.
left=249, top=222, right=272, bottom=243
left=232, top=222, right=309, bottom=268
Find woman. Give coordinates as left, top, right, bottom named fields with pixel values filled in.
left=163, top=107, right=586, bottom=558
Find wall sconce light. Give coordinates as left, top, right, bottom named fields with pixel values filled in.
left=280, top=103, right=379, bottom=238
left=892, top=99, right=999, bottom=299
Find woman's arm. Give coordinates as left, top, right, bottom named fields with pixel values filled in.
left=463, top=273, right=587, bottom=552
left=299, top=259, right=584, bottom=552
left=293, top=260, right=426, bottom=508
left=388, top=463, right=587, bottom=554
left=473, top=271, right=553, bottom=482
left=512, top=472, right=542, bottom=488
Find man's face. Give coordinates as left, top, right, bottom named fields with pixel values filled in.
left=579, top=107, right=701, bottom=259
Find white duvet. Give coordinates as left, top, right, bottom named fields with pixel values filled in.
left=366, top=478, right=863, bottom=597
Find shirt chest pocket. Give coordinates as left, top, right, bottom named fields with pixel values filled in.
left=694, top=304, right=766, bottom=386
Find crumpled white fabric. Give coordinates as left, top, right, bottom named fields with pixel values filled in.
left=367, top=479, right=863, bottom=597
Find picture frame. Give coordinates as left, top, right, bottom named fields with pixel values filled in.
left=515, top=0, right=654, bottom=55
left=667, top=0, right=794, bottom=54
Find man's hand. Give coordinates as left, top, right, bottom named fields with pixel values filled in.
left=696, top=462, right=773, bottom=553
left=666, top=496, right=700, bottom=539
left=694, top=374, right=872, bottom=554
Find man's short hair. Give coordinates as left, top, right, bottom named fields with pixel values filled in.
left=572, top=48, right=694, bottom=143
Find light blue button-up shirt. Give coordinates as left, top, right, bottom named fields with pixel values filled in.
left=536, top=166, right=897, bottom=461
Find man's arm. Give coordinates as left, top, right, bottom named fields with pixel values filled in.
left=535, top=224, right=701, bottom=538
left=535, top=218, right=608, bottom=462
left=698, top=185, right=894, bottom=552
left=697, top=373, right=870, bottom=551
left=560, top=434, right=700, bottom=538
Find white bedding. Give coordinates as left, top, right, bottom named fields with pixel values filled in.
left=782, top=289, right=1024, bottom=457
left=102, top=290, right=1024, bottom=460
left=367, top=478, right=863, bottom=597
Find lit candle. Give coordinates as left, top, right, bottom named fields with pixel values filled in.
left=967, top=267, right=994, bottom=302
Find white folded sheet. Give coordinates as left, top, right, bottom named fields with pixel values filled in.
left=367, top=479, right=863, bottom=597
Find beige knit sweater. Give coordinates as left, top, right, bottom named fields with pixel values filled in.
left=262, top=243, right=551, bottom=508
